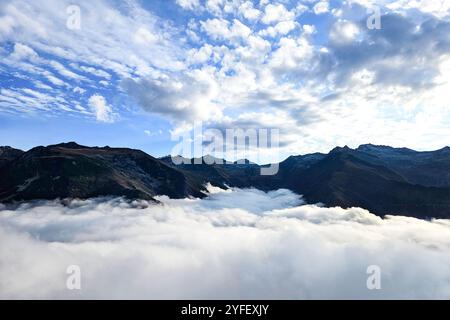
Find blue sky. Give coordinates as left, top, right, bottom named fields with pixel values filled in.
left=1, top=0, right=450, bottom=161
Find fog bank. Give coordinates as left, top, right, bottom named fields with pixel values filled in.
left=1, top=187, right=450, bottom=299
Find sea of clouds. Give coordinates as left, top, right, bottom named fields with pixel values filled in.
left=1, top=186, right=450, bottom=299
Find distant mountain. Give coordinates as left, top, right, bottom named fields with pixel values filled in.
left=0, top=142, right=206, bottom=202
left=160, top=154, right=260, bottom=189
left=163, top=146, right=450, bottom=219
left=356, top=144, right=450, bottom=187
left=2, top=142, right=450, bottom=219
left=279, top=148, right=450, bottom=219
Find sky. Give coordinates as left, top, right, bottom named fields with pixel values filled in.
left=1, top=0, right=450, bottom=161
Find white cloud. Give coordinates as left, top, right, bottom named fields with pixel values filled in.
left=88, top=94, right=114, bottom=123
left=122, top=69, right=222, bottom=123
left=386, top=0, right=450, bottom=18
left=4, top=43, right=79, bottom=89
left=0, top=15, right=15, bottom=39
left=0, top=0, right=184, bottom=79
left=238, top=1, right=261, bottom=21
left=201, top=18, right=252, bottom=43
left=329, top=20, right=360, bottom=43
left=303, top=24, right=316, bottom=35
left=229, top=19, right=252, bottom=40
left=48, top=60, right=86, bottom=81
left=73, top=86, right=86, bottom=94
left=261, top=3, right=295, bottom=24
left=9, top=43, right=38, bottom=61
left=1, top=187, right=450, bottom=299
left=34, top=81, right=52, bottom=91
left=133, top=27, right=158, bottom=45
left=176, top=0, right=201, bottom=11
left=201, top=18, right=231, bottom=40
left=313, top=1, right=329, bottom=15
left=259, top=20, right=297, bottom=37
left=187, top=44, right=214, bottom=64
left=144, top=129, right=163, bottom=137
left=0, top=87, right=73, bottom=114
left=43, top=72, right=67, bottom=87
left=205, top=0, right=224, bottom=15
left=77, top=65, right=112, bottom=80
left=269, top=36, right=314, bottom=72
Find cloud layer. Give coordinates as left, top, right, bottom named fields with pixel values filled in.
left=1, top=187, right=450, bottom=299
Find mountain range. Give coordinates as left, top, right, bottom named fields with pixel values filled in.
left=1, top=142, right=450, bottom=219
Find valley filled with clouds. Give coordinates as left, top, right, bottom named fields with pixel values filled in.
left=1, top=187, right=450, bottom=299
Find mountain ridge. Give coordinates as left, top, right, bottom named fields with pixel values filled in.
left=2, top=142, right=450, bottom=219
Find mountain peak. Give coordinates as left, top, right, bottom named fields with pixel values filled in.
left=330, top=145, right=352, bottom=154
left=0, top=146, right=14, bottom=155
left=50, top=142, right=86, bottom=149
left=0, top=147, right=25, bottom=168
left=234, top=158, right=256, bottom=165
left=357, top=144, right=419, bottom=155
left=437, top=146, right=450, bottom=152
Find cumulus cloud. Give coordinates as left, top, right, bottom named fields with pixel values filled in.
left=259, top=21, right=298, bottom=37
left=261, top=3, right=295, bottom=24
left=329, top=20, right=360, bottom=43
left=200, top=18, right=252, bottom=43
left=1, top=187, right=450, bottom=299
left=176, top=0, right=200, bottom=11
left=238, top=1, right=261, bottom=21
left=386, top=0, right=450, bottom=18
left=122, top=71, right=222, bottom=123
left=313, top=1, right=329, bottom=15
left=88, top=94, right=114, bottom=123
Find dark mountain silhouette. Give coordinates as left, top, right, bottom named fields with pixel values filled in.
left=0, top=146, right=24, bottom=168
left=278, top=148, right=450, bottom=219
left=2, top=142, right=450, bottom=219
left=356, top=144, right=450, bottom=187
left=0, top=142, right=206, bottom=202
